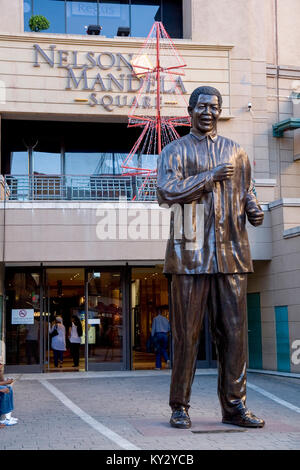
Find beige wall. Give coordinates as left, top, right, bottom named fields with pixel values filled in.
left=0, top=0, right=23, bottom=34
left=277, top=0, right=300, bottom=67
left=191, top=0, right=267, bottom=61
left=0, top=202, right=270, bottom=263
left=248, top=202, right=300, bottom=373
left=0, top=34, right=232, bottom=120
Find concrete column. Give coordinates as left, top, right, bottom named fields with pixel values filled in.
left=182, top=0, right=192, bottom=39
left=0, top=114, right=1, bottom=175
left=0, top=263, right=5, bottom=365
left=0, top=0, right=23, bottom=34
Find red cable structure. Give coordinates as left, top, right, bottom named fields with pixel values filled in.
left=121, top=21, right=191, bottom=198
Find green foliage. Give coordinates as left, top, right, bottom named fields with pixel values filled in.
left=29, top=15, right=50, bottom=32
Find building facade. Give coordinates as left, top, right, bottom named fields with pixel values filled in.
left=0, top=0, right=299, bottom=374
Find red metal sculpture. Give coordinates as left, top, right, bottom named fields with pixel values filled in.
left=121, top=21, right=191, bottom=198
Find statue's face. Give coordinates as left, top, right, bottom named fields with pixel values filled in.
left=188, top=94, right=221, bottom=134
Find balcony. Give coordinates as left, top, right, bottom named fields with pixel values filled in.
left=3, top=174, right=158, bottom=202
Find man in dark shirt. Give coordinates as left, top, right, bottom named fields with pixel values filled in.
left=157, top=86, right=265, bottom=429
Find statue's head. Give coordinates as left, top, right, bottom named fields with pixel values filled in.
left=188, top=86, right=222, bottom=135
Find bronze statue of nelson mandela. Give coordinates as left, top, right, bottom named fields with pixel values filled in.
left=157, top=86, right=265, bottom=429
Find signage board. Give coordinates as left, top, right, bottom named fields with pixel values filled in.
left=12, top=309, right=34, bottom=325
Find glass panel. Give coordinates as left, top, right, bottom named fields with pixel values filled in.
left=8, top=152, right=30, bottom=201
left=33, top=151, right=61, bottom=175
left=65, top=152, right=125, bottom=175
left=99, top=1, right=129, bottom=38
left=131, top=266, right=169, bottom=370
left=33, top=0, right=66, bottom=34
left=45, top=268, right=85, bottom=371
left=131, top=0, right=161, bottom=37
left=88, top=270, right=123, bottom=365
left=129, top=153, right=158, bottom=172
left=66, top=0, right=98, bottom=34
left=11, top=151, right=29, bottom=174
left=24, top=0, right=33, bottom=32
left=65, top=152, right=108, bottom=175
left=5, top=270, right=41, bottom=366
left=162, top=0, right=182, bottom=38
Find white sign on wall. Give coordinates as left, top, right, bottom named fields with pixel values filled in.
left=12, top=309, right=34, bottom=325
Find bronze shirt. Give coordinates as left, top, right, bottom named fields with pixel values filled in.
left=157, top=131, right=262, bottom=274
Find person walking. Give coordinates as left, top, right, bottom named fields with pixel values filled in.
left=68, top=315, right=82, bottom=368
left=49, top=316, right=66, bottom=368
left=151, top=309, right=170, bottom=370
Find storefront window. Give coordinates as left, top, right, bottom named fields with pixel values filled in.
left=88, top=270, right=123, bottom=366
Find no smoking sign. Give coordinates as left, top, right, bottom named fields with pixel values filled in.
left=12, top=309, right=34, bottom=325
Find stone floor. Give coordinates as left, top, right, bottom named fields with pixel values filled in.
left=0, top=370, right=299, bottom=450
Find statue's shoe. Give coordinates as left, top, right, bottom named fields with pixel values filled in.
left=170, top=406, right=191, bottom=429
left=222, top=409, right=265, bottom=428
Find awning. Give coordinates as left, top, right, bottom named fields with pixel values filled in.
left=273, top=118, right=300, bottom=137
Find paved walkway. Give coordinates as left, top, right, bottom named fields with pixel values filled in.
left=0, top=370, right=299, bottom=450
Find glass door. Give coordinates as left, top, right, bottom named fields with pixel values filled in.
left=4, top=268, right=42, bottom=373
left=87, top=269, right=124, bottom=370
left=196, top=313, right=217, bottom=368
left=43, top=268, right=85, bottom=372
left=131, top=266, right=169, bottom=370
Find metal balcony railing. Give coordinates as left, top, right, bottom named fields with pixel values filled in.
left=3, top=175, right=158, bottom=202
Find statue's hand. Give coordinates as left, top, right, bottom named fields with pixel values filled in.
left=212, top=163, right=234, bottom=181
left=247, top=209, right=264, bottom=226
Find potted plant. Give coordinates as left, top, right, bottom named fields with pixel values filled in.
left=29, top=15, right=50, bottom=32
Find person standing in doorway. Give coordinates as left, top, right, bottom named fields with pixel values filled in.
left=49, top=316, right=66, bottom=369
left=69, top=315, right=82, bottom=368
left=151, top=308, right=171, bottom=370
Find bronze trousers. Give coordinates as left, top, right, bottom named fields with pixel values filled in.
left=170, top=274, right=248, bottom=417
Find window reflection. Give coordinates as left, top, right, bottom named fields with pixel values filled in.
left=24, top=0, right=33, bottom=32
left=33, top=151, right=62, bottom=175
left=9, top=152, right=30, bottom=200
left=131, top=153, right=158, bottom=172
left=65, top=152, right=125, bottom=175
left=99, top=1, right=129, bottom=38
left=66, top=1, right=98, bottom=34
left=24, top=1, right=182, bottom=38
left=131, top=0, right=161, bottom=37
left=88, top=271, right=123, bottom=364
left=33, top=0, right=66, bottom=34
left=11, top=152, right=29, bottom=174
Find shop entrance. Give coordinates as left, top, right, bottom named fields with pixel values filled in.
left=131, top=267, right=170, bottom=370
left=43, top=268, right=85, bottom=372
left=4, top=266, right=125, bottom=373
left=4, top=265, right=215, bottom=373
left=131, top=266, right=217, bottom=370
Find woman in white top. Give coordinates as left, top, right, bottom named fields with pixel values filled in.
left=49, top=317, right=66, bottom=368
left=68, top=315, right=82, bottom=368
